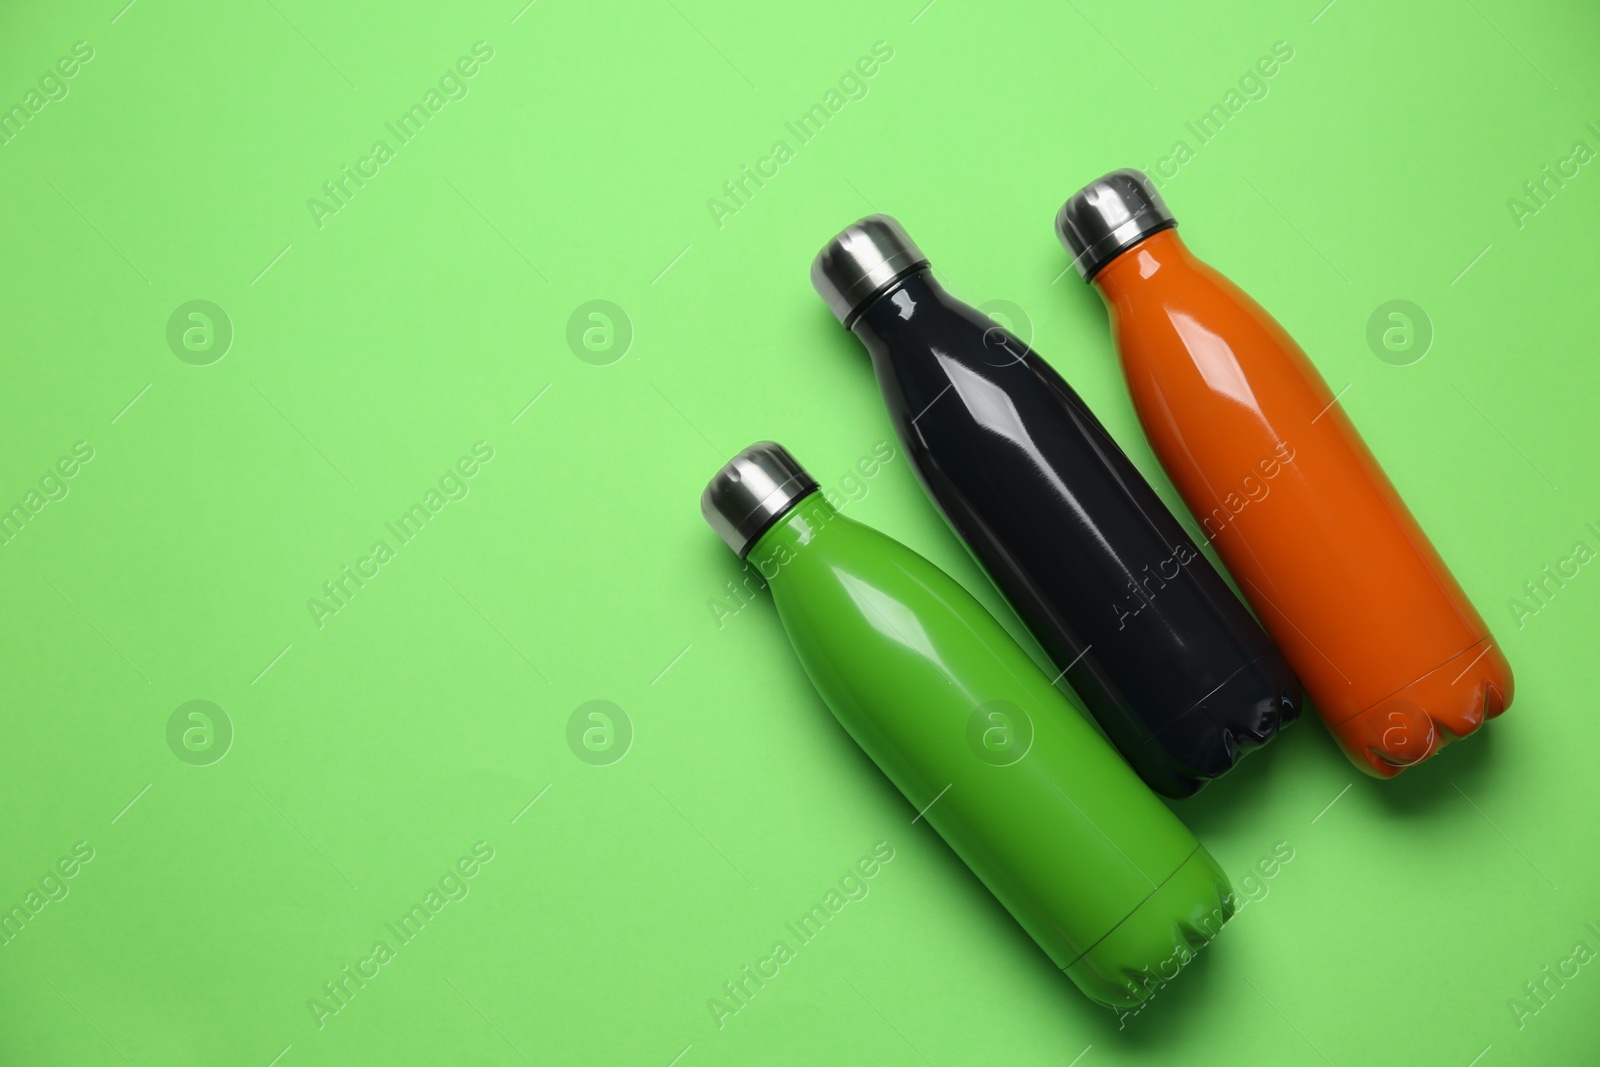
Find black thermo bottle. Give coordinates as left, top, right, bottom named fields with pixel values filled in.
left=810, top=215, right=1301, bottom=797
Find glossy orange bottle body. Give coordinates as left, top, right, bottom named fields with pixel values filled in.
left=1093, top=230, right=1511, bottom=776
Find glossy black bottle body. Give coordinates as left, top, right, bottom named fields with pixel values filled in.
left=848, top=268, right=1300, bottom=797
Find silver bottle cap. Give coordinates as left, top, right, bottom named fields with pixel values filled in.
left=701, top=442, right=819, bottom=557
left=810, top=214, right=930, bottom=325
left=1055, top=169, right=1177, bottom=280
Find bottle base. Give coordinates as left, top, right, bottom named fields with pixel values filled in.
left=1328, top=637, right=1514, bottom=778
left=1134, top=654, right=1302, bottom=799
left=1062, top=846, right=1235, bottom=1009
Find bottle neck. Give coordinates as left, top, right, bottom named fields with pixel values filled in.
left=1090, top=228, right=1192, bottom=299
left=745, top=491, right=840, bottom=580
left=847, top=266, right=944, bottom=338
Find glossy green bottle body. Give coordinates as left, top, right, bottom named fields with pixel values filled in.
left=748, top=491, right=1234, bottom=1007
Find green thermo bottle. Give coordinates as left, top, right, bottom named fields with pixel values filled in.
left=701, top=442, right=1236, bottom=1007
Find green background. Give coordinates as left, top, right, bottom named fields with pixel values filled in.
left=1, top=0, right=1596, bottom=1063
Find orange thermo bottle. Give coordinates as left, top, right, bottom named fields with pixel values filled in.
left=1055, top=169, right=1512, bottom=777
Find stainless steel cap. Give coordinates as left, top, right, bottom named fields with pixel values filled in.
left=810, top=214, right=929, bottom=325
left=701, top=442, right=819, bottom=556
left=1056, top=169, right=1177, bottom=280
